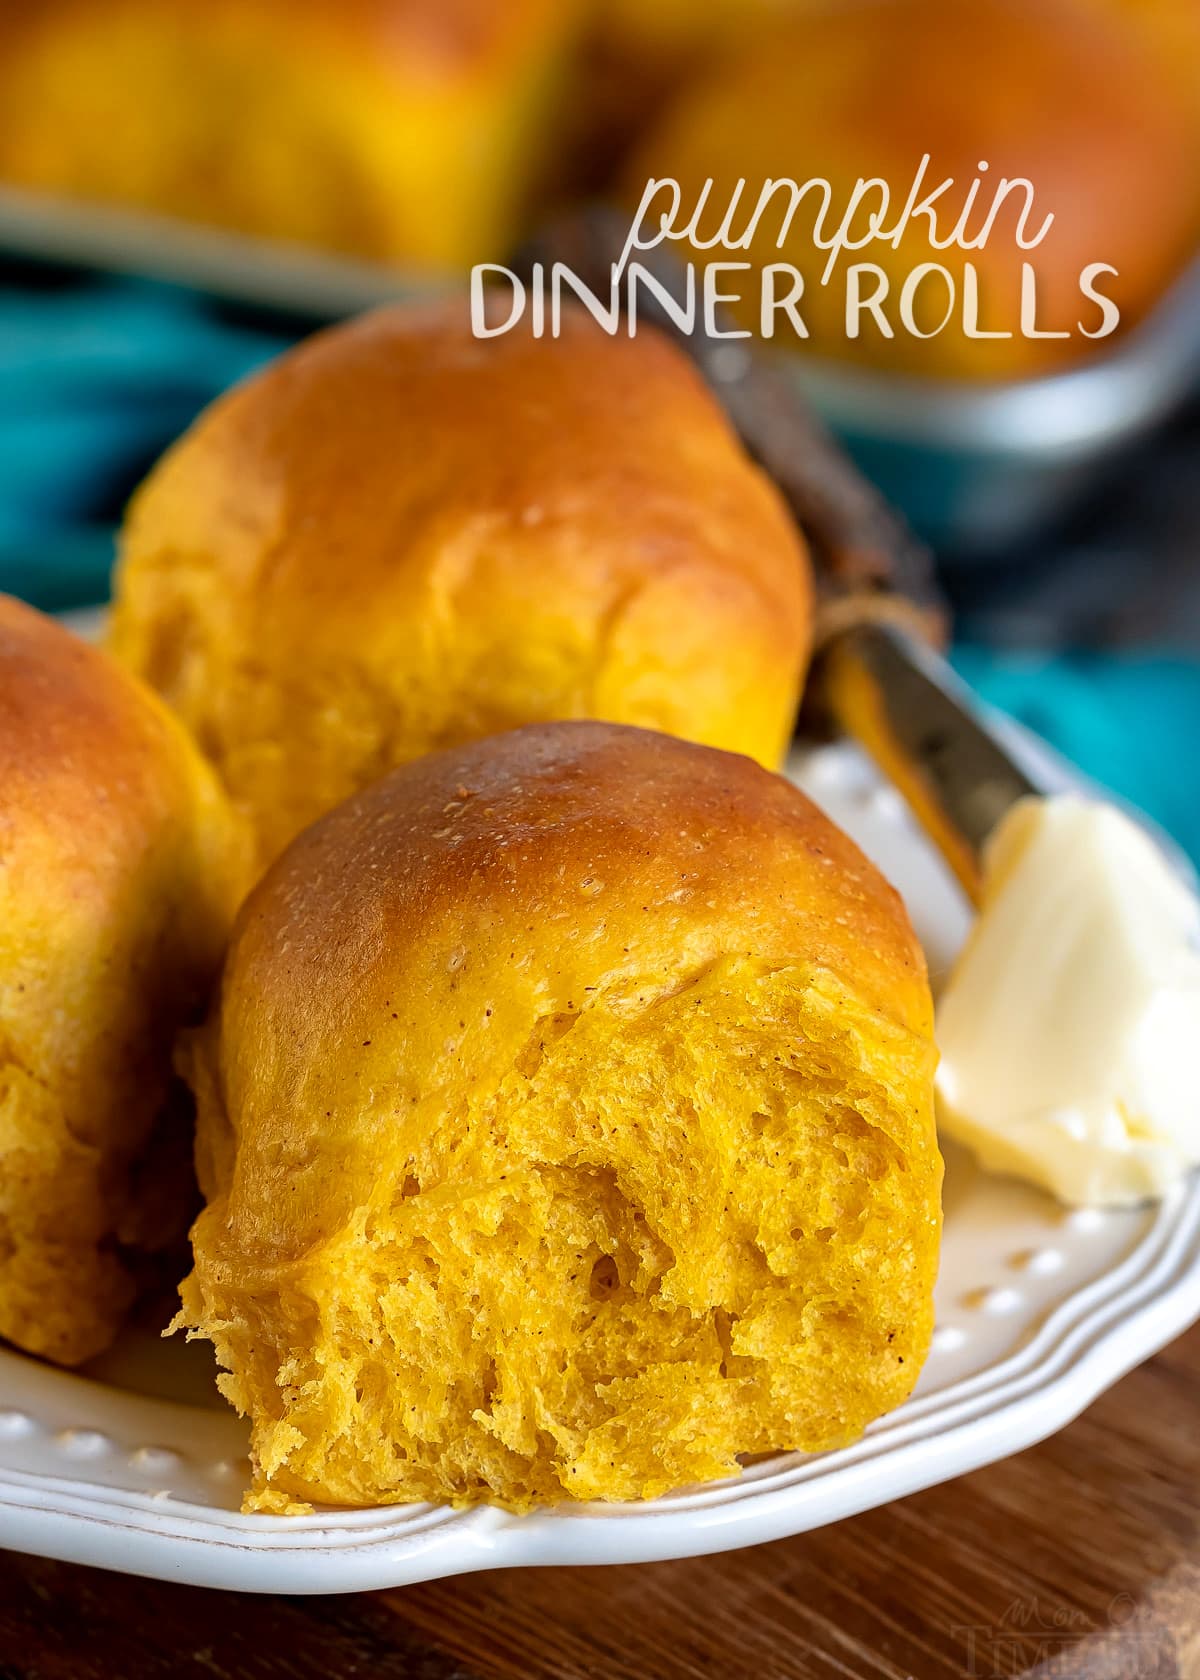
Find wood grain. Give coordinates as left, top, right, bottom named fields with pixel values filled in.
left=1, top=1325, right=1197, bottom=1680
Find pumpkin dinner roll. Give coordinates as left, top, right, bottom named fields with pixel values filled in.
left=110, top=299, right=812, bottom=869
left=0, top=597, right=250, bottom=1366
left=0, top=0, right=581, bottom=269
left=176, top=721, right=941, bottom=1512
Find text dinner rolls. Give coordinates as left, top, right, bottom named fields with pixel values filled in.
left=110, top=300, right=813, bottom=867
left=177, top=722, right=941, bottom=1511
left=628, top=0, right=1198, bottom=380
left=0, top=598, right=249, bottom=1365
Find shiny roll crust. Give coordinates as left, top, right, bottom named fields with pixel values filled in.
left=0, top=597, right=249, bottom=1365
left=177, top=721, right=941, bottom=1512
left=110, top=300, right=813, bottom=866
left=0, top=0, right=579, bottom=268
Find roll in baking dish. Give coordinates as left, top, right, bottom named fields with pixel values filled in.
left=0, top=0, right=580, bottom=268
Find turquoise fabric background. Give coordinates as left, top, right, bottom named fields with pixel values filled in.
left=950, top=649, right=1200, bottom=864
left=1, top=269, right=1196, bottom=863
left=0, top=274, right=282, bottom=609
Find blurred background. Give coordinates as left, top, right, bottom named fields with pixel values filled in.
left=0, top=0, right=1197, bottom=854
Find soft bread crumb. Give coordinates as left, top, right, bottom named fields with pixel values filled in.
left=175, top=722, right=941, bottom=1510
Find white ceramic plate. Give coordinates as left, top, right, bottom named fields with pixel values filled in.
left=3, top=736, right=1199, bottom=1593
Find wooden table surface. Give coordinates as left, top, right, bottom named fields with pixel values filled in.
left=2, top=1323, right=1197, bottom=1680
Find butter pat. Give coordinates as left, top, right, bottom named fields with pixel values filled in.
left=935, top=795, right=1200, bottom=1206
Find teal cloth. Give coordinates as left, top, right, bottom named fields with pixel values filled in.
left=0, top=269, right=1196, bottom=863
left=0, top=273, right=286, bottom=609
left=951, top=648, right=1200, bottom=866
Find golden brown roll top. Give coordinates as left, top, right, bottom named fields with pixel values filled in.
left=0, top=596, right=250, bottom=1365
left=0, top=0, right=580, bottom=268
left=178, top=721, right=940, bottom=1511
left=110, top=299, right=813, bottom=867
left=1079, top=0, right=1200, bottom=142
